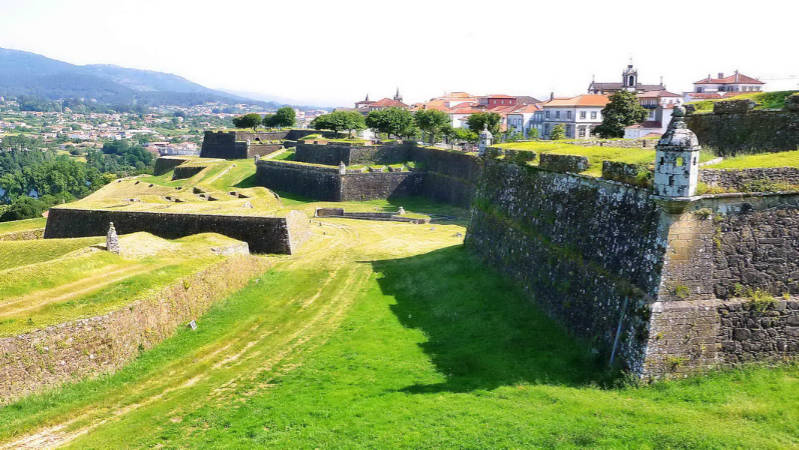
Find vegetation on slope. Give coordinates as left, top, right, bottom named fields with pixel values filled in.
left=0, top=232, right=240, bottom=336
left=704, top=149, right=799, bottom=169
left=688, top=90, right=798, bottom=114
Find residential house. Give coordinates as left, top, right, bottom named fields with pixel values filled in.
left=541, top=94, right=609, bottom=139
left=683, top=70, right=764, bottom=102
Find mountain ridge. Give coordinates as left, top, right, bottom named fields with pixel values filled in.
left=0, top=47, right=280, bottom=108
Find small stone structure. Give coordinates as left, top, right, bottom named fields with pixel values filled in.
left=478, top=125, right=493, bottom=157
left=654, top=106, right=701, bottom=197
left=700, top=167, right=799, bottom=191
left=200, top=130, right=321, bottom=159
left=106, top=222, right=120, bottom=254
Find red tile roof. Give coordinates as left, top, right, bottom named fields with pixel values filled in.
left=695, top=72, right=763, bottom=85
left=544, top=94, right=609, bottom=107
left=370, top=98, right=408, bottom=108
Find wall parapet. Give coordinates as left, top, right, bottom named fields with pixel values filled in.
left=44, top=208, right=310, bottom=254
left=466, top=158, right=799, bottom=379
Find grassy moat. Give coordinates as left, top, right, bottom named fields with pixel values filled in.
left=0, top=157, right=797, bottom=448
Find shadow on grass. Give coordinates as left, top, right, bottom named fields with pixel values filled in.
left=372, top=245, right=603, bottom=393
left=234, top=174, right=257, bottom=188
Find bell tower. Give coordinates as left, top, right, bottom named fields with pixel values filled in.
left=622, top=63, right=638, bottom=91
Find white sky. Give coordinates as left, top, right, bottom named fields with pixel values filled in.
left=1, top=0, right=797, bottom=107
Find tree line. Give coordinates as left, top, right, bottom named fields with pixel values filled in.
left=308, top=108, right=510, bottom=144
left=0, top=139, right=155, bottom=222
left=231, top=107, right=296, bottom=129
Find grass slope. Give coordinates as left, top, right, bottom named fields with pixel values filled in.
left=0, top=215, right=796, bottom=448
left=0, top=233, right=234, bottom=336
left=705, top=149, right=799, bottom=169
left=0, top=217, right=46, bottom=235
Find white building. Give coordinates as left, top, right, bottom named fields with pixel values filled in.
left=684, top=70, right=764, bottom=102
left=541, top=94, right=609, bottom=139
left=624, top=90, right=683, bottom=139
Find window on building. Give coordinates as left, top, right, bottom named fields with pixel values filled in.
left=545, top=111, right=550, bottom=119
left=566, top=111, right=572, bottom=119
left=580, top=111, right=586, bottom=119
left=590, top=111, right=597, bottom=120
left=555, top=111, right=560, bottom=119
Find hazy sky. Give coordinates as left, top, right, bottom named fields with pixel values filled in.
left=1, top=0, right=797, bottom=106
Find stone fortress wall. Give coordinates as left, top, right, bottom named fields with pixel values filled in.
left=686, top=98, right=799, bottom=155
left=466, top=106, right=799, bottom=378
left=255, top=143, right=480, bottom=207
left=200, top=129, right=322, bottom=159
left=44, top=208, right=311, bottom=254
left=466, top=157, right=799, bottom=378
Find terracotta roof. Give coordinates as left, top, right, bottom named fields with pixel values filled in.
left=544, top=94, right=609, bottom=107
left=637, top=90, right=681, bottom=98
left=511, top=103, right=542, bottom=113
left=625, top=121, right=661, bottom=129
left=370, top=98, right=408, bottom=108
left=695, top=72, right=763, bottom=85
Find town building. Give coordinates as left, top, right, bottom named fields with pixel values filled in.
left=540, top=94, right=609, bottom=139
left=624, top=90, right=683, bottom=139
left=353, top=89, right=408, bottom=114
left=588, top=63, right=665, bottom=95
left=683, top=70, right=764, bottom=102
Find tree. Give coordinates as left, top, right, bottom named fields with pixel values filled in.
left=414, top=109, right=449, bottom=144
left=272, top=107, right=296, bottom=128
left=466, top=112, right=501, bottom=135
left=261, top=114, right=276, bottom=128
left=311, top=111, right=366, bottom=137
left=232, top=113, right=262, bottom=130
left=593, top=90, right=647, bottom=138
left=527, top=127, right=539, bottom=139
left=440, top=124, right=456, bottom=148
left=453, top=128, right=478, bottom=143
left=550, top=124, right=566, bottom=140
left=365, top=108, right=415, bottom=139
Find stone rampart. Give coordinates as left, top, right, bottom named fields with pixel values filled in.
left=200, top=130, right=324, bottom=159
left=539, top=154, right=589, bottom=173
left=294, top=142, right=414, bottom=166
left=43, top=208, right=310, bottom=254
left=0, top=228, right=45, bottom=241
left=172, top=165, right=206, bottom=180
left=465, top=159, right=799, bottom=378
left=154, top=157, right=191, bottom=176
left=466, top=161, right=664, bottom=374
left=700, top=167, right=799, bottom=191
left=256, top=147, right=481, bottom=207
left=256, top=160, right=341, bottom=201
left=0, top=256, right=270, bottom=402
left=686, top=109, right=799, bottom=155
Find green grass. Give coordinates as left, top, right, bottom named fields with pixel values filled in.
left=0, top=218, right=47, bottom=234
left=0, top=237, right=101, bottom=271
left=705, top=149, right=799, bottom=169
left=1, top=241, right=796, bottom=448
left=688, top=90, right=797, bottom=113
left=496, top=141, right=656, bottom=176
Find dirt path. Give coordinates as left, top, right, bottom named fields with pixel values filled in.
left=0, top=219, right=464, bottom=448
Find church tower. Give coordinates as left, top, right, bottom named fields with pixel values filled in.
left=622, top=64, right=638, bottom=91
left=393, top=87, right=403, bottom=103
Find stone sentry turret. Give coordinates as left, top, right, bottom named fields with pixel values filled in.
left=106, top=222, right=120, bottom=254
left=653, top=105, right=701, bottom=197
left=478, top=124, right=493, bottom=157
